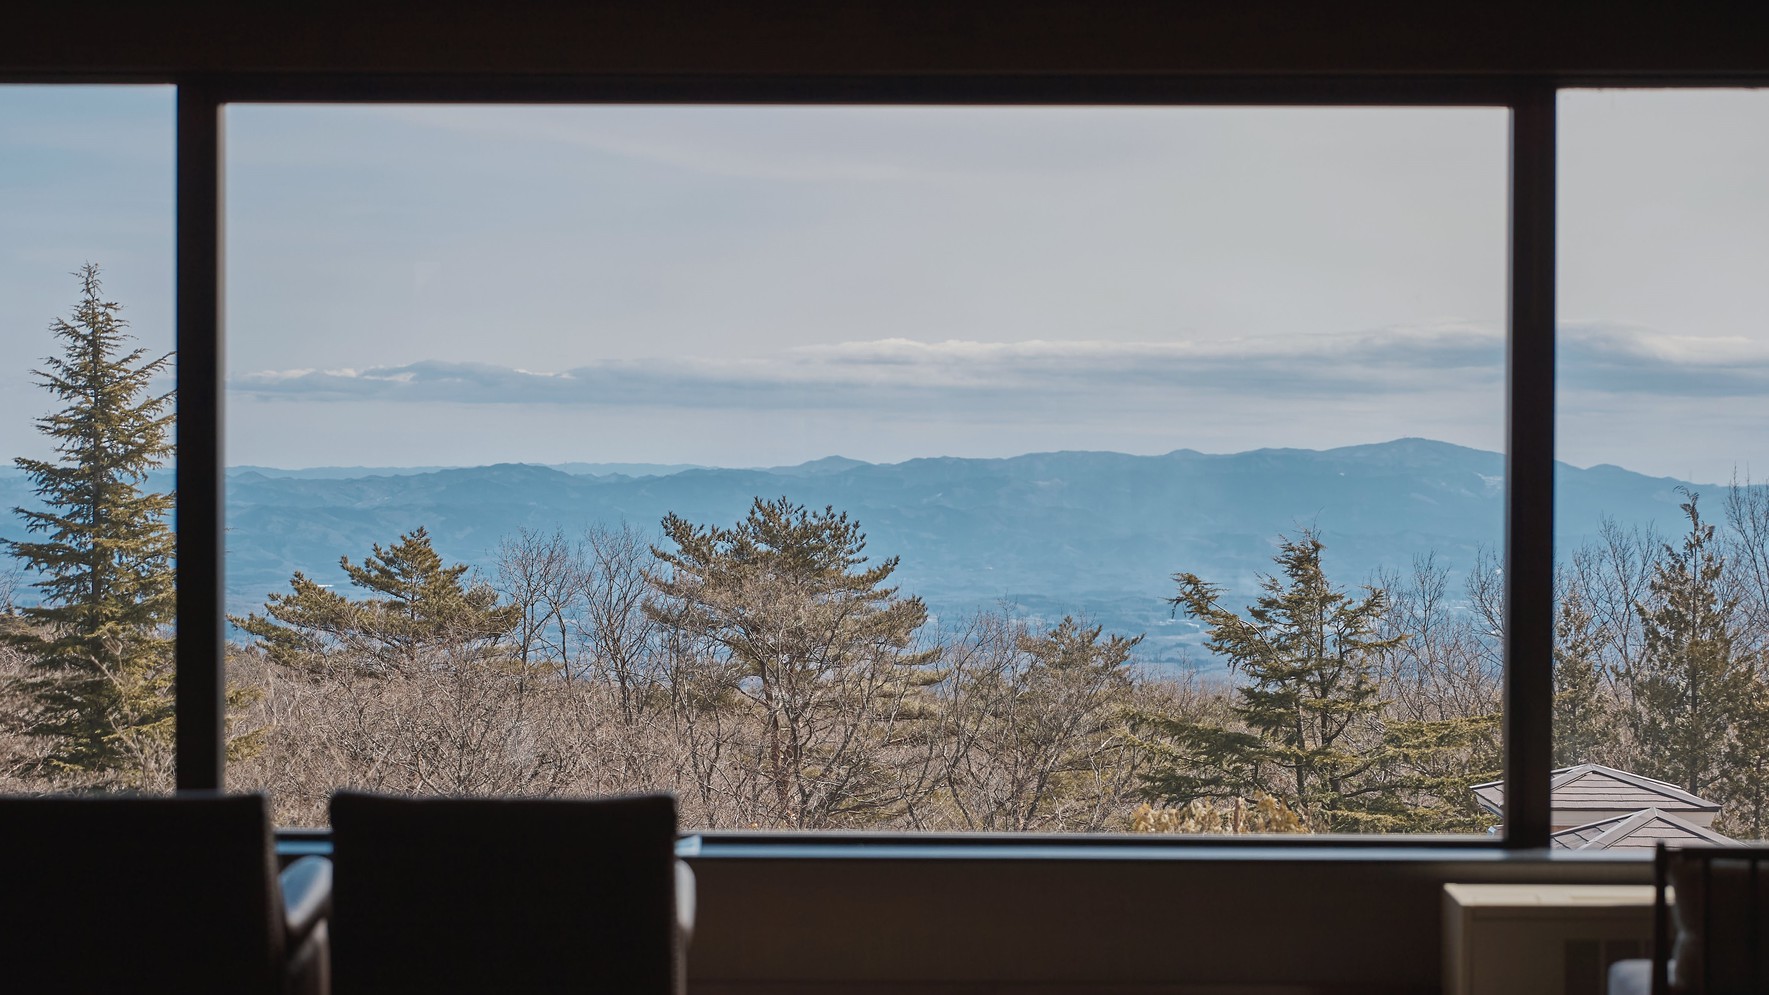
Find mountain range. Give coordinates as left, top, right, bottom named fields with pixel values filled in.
left=0, top=439, right=1710, bottom=667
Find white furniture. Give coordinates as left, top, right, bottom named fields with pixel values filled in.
left=1443, top=883, right=1656, bottom=995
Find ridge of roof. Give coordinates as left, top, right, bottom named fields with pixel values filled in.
left=1553, top=764, right=1721, bottom=810
left=1469, top=763, right=1721, bottom=815
left=1549, top=811, right=1631, bottom=849
left=1567, top=807, right=1738, bottom=851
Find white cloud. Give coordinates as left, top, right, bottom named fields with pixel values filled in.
left=1559, top=323, right=1769, bottom=395
left=230, top=324, right=1509, bottom=409
left=228, top=320, right=1769, bottom=420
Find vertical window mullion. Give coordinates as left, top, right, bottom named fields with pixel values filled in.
left=1503, top=82, right=1557, bottom=848
left=174, top=80, right=226, bottom=792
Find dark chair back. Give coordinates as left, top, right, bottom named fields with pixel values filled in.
left=1656, top=843, right=1769, bottom=994
left=0, top=792, right=284, bottom=995
left=329, top=792, right=679, bottom=995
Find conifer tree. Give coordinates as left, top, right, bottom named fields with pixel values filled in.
left=1378, top=711, right=1500, bottom=832
left=1551, top=583, right=1615, bottom=767
left=3, top=265, right=176, bottom=783
left=645, top=497, right=940, bottom=828
left=235, top=527, right=520, bottom=676
left=1627, top=492, right=1750, bottom=798
left=1140, top=531, right=1406, bottom=831
left=946, top=615, right=1140, bottom=831
left=1012, top=618, right=1139, bottom=795
left=1718, top=674, right=1769, bottom=840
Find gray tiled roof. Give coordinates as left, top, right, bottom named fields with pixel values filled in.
left=1549, top=814, right=1626, bottom=849
left=1472, top=763, right=1722, bottom=818
left=1549, top=808, right=1737, bottom=851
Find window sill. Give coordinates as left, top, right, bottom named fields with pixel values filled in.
left=277, top=827, right=1651, bottom=864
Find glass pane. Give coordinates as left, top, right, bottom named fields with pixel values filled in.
left=224, top=104, right=1507, bottom=833
left=0, top=86, right=176, bottom=792
left=1557, top=88, right=1769, bottom=846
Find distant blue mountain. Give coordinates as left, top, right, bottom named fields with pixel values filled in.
left=0, top=439, right=1707, bottom=667
left=203, top=438, right=1703, bottom=667
left=228, top=461, right=707, bottom=480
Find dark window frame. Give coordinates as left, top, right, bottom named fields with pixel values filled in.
left=157, top=73, right=1548, bottom=849
left=69, top=69, right=1731, bottom=852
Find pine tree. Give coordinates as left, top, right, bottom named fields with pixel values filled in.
left=1140, top=531, right=1407, bottom=831
left=947, top=615, right=1140, bottom=831
left=644, top=496, right=940, bottom=828
left=3, top=264, right=176, bottom=783
left=1011, top=618, right=1140, bottom=812
left=234, top=527, right=520, bottom=676
left=1627, top=491, right=1750, bottom=799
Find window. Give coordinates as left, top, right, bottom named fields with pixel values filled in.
left=32, top=33, right=1735, bottom=854
left=1551, top=88, right=1769, bottom=848
left=208, top=101, right=1513, bottom=834
left=14, top=9, right=1763, bottom=992
left=0, top=85, right=176, bottom=793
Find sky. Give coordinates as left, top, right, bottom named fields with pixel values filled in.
left=0, top=87, right=1765, bottom=482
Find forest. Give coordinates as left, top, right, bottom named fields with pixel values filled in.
left=5, top=268, right=1769, bottom=838
left=9, top=485, right=1769, bottom=837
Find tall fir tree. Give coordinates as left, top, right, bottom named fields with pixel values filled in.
left=1627, top=492, right=1751, bottom=799
left=1140, top=532, right=1408, bottom=831
left=3, top=265, right=176, bottom=783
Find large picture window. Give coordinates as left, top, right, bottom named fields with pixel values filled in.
left=212, top=103, right=1509, bottom=833
left=0, top=75, right=1578, bottom=848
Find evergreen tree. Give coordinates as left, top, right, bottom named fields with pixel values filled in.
left=1718, top=674, right=1769, bottom=841
left=1379, top=711, right=1500, bottom=832
left=1011, top=617, right=1140, bottom=805
left=1627, top=492, right=1750, bottom=798
left=645, top=496, right=940, bottom=828
left=1139, top=531, right=1407, bottom=831
left=235, top=527, right=519, bottom=675
left=946, top=615, right=1140, bottom=831
left=1551, top=582, right=1615, bottom=767
left=3, top=265, right=175, bottom=783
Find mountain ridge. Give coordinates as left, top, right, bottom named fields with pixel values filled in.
left=0, top=439, right=1714, bottom=666
left=181, top=439, right=1704, bottom=665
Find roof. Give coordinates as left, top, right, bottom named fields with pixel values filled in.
left=1471, top=764, right=1722, bottom=818
left=1549, top=808, right=1738, bottom=851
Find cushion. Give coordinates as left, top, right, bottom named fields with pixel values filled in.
left=1608, top=957, right=1653, bottom=995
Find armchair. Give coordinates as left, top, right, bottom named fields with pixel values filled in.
left=328, top=791, right=685, bottom=995
left=0, top=792, right=332, bottom=995
left=1609, top=843, right=1769, bottom=995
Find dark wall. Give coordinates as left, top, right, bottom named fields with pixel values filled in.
left=4, top=3, right=1740, bottom=992
left=6, top=2, right=1769, bottom=80
left=686, top=848, right=1649, bottom=994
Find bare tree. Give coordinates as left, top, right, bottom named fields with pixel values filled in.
left=1377, top=553, right=1501, bottom=725
left=1724, top=473, right=1769, bottom=659
left=579, top=523, right=669, bottom=723
left=496, top=528, right=583, bottom=673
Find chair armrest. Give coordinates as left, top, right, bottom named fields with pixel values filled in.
left=280, top=855, right=333, bottom=948
left=676, top=860, right=696, bottom=949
